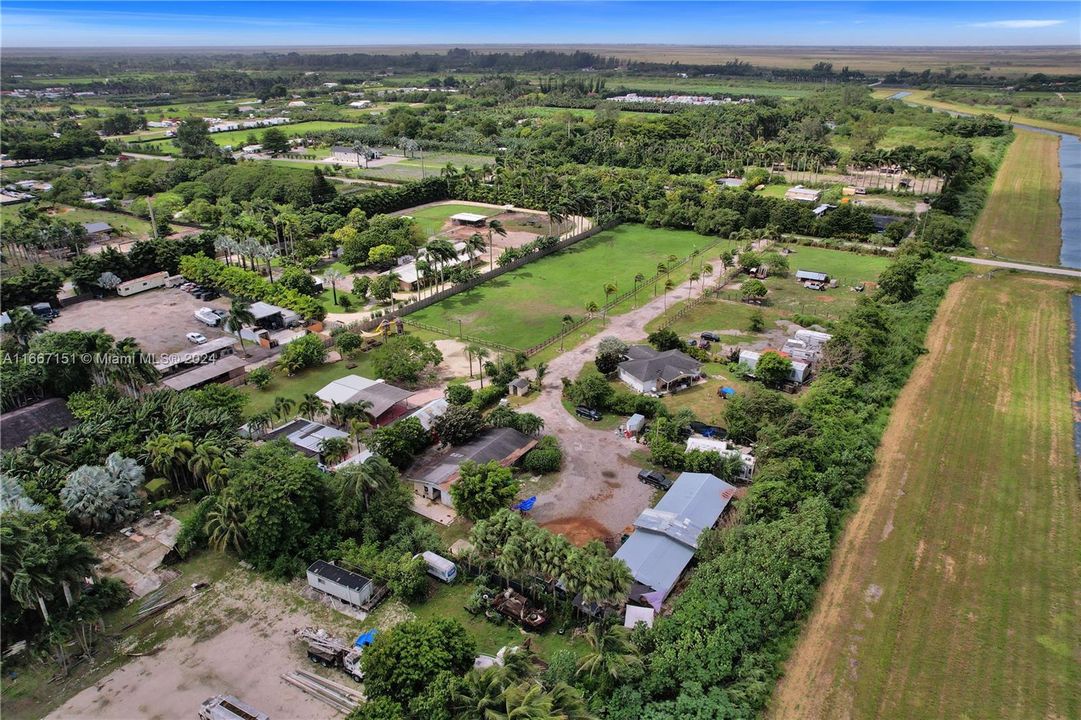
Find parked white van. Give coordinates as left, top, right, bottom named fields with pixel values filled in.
left=194, top=308, right=221, bottom=327
left=417, top=551, right=457, bottom=583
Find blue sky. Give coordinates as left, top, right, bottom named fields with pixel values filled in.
left=2, top=1, right=1079, bottom=48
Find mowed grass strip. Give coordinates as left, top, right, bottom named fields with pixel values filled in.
left=768, top=275, right=1081, bottom=720
left=409, top=224, right=721, bottom=348
left=971, top=130, right=1063, bottom=265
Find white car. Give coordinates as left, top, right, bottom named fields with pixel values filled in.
left=186, top=332, right=208, bottom=345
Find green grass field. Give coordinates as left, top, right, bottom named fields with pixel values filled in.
left=0, top=204, right=154, bottom=239
left=705, top=245, right=893, bottom=321
left=769, top=274, right=1081, bottom=720
left=336, top=152, right=495, bottom=182
left=403, top=203, right=500, bottom=237
left=410, top=224, right=722, bottom=349
left=885, top=89, right=1081, bottom=137
left=645, top=296, right=785, bottom=342
left=969, top=130, right=1062, bottom=265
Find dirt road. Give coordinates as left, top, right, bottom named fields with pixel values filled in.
left=526, top=265, right=727, bottom=544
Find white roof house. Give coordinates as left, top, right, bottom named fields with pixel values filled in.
left=624, top=604, right=655, bottom=629
left=406, top=397, right=449, bottom=431
left=684, top=436, right=756, bottom=481
left=316, top=374, right=379, bottom=405
left=785, top=185, right=822, bottom=203
left=738, top=349, right=811, bottom=385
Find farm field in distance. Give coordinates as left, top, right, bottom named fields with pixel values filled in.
left=409, top=224, right=722, bottom=349
left=969, top=129, right=1063, bottom=265
left=768, top=275, right=1081, bottom=720
left=882, top=89, right=1081, bottom=136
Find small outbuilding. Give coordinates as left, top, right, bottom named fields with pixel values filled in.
left=784, top=185, right=822, bottom=203
left=626, top=413, right=647, bottom=436
left=449, top=212, right=488, bottom=227
left=307, top=560, right=374, bottom=608
left=508, top=377, right=531, bottom=397
left=82, top=221, right=112, bottom=239
left=624, top=604, right=655, bottom=629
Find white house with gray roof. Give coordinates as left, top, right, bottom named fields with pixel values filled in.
left=617, top=345, right=702, bottom=394
left=614, top=472, right=737, bottom=608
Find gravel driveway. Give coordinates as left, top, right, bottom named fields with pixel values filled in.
left=525, top=265, right=728, bottom=545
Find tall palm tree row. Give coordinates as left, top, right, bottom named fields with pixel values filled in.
left=469, top=510, right=633, bottom=611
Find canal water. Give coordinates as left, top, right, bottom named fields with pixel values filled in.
left=1012, top=124, right=1081, bottom=269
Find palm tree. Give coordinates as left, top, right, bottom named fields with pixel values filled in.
left=2, top=307, right=45, bottom=349
left=348, top=417, right=371, bottom=452
left=271, top=396, right=295, bottom=422
left=319, top=436, right=350, bottom=466
left=689, top=271, right=700, bottom=292
left=188, top=442, right=226, bottom=492
left=486, top=219, right=507, bottom=271
left=585, top=301, right=599, bottom=318
left=451, top=667, right=507, bottom=719
left=560, top=314, right=573, bottom=351
left=663, top=278, right=674, bottom=312
left=601, top=283, right=617, bottom=324
left=632, top=272, right=645, bottom=308
left=247, top=411, right=275, bottom=439
left=415, top=260, right=431, bottom=298
left=226, top=298, right=256, bottom=354
left=533, top=362, right=548, bottom=390
left=465, top=233, right=486, bottom=271
left=702, top=262, right=714, bottom=289
left=298, top=393, right=324, bottom=421
left=205, top=496, right=245, bottom=554
left=465, top=343, right=484, bottom=378
left=336, top=455, right=397, bottom=510
left=473, top=346, right=490, bottom=388
left=144, top=432, right=195, bottom=490
left=576, top=622, right=641, bottom=683
left=324, top=268, right=344, bottom=305
left=655, top=262, right=666, bottom=296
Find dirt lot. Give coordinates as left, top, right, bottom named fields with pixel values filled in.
left=46, top=566, right=356, bottom=720
left=51, top=288, right=232, bottom=356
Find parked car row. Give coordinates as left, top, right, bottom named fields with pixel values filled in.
left=180, top=282, right=219, bottom=301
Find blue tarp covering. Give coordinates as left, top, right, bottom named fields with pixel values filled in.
left=720, top=387, right=736, bottom=397
left=514, top=496, right=537, bottom=512
left=355, top=629, right=378, bottom=647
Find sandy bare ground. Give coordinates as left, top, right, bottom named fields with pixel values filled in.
left=50, top=288, right=232, bottom=356
left=47, top=570, right=350, bottom=720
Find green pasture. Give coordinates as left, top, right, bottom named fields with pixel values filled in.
left=409, top=224, right=725, bottom=349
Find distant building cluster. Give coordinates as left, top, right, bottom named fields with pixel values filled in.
left=606, top=93, right=754, bottom=106
left=203, top=116, right=289, bottom=133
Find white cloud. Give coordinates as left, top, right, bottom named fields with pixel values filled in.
left=971, top=19, right=1065, bottom=29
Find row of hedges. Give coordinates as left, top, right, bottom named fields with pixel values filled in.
left=178, top=254, right=327, bottom=320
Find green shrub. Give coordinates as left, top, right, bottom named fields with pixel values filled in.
left=522, top=435, right=563, bottom=474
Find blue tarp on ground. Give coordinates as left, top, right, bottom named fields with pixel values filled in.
left=720, top=387, right=736, bottom=398
left=514, top=496, right=537, bottom=512
left=355, top=629, right=378, bottom=647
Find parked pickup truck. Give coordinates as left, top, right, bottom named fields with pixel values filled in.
left=193, top=307, right=222, bottom=327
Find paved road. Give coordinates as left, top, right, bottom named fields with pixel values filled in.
left=526, top=267, right=729, bottom=543
left=951, top=256, right=1081, bottom=278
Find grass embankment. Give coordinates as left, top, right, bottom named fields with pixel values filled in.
left=969, top=129, right=1063, bottom=265
left=893, top=89, right=1081, bottom=137
left=768, top=275, right=1081, bottom=720
left=410, top=224, right=723, bottom=349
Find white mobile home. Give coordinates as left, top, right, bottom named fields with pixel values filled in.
left=418, top=551, right=457, bottom=583
left=117, top=271, right=168, bottom=297
left=307, top=560, right=374, bottom=607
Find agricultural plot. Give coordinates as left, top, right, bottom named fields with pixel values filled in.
left=340, top=152, right=495, bottom=182
left=969, top=129, right=1062, bottom=265
left=769, top=275, right=1081, bottom=720
left=0, top=204, right=154, bottom=239
left=409, top=224, right=722, bottom=349
left=894, top=89, right=1081, bottom=136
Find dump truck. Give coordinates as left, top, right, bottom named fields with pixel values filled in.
left=297, top=627, right=366, bottom=682
left=198, top=694, right=269, bottom=720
